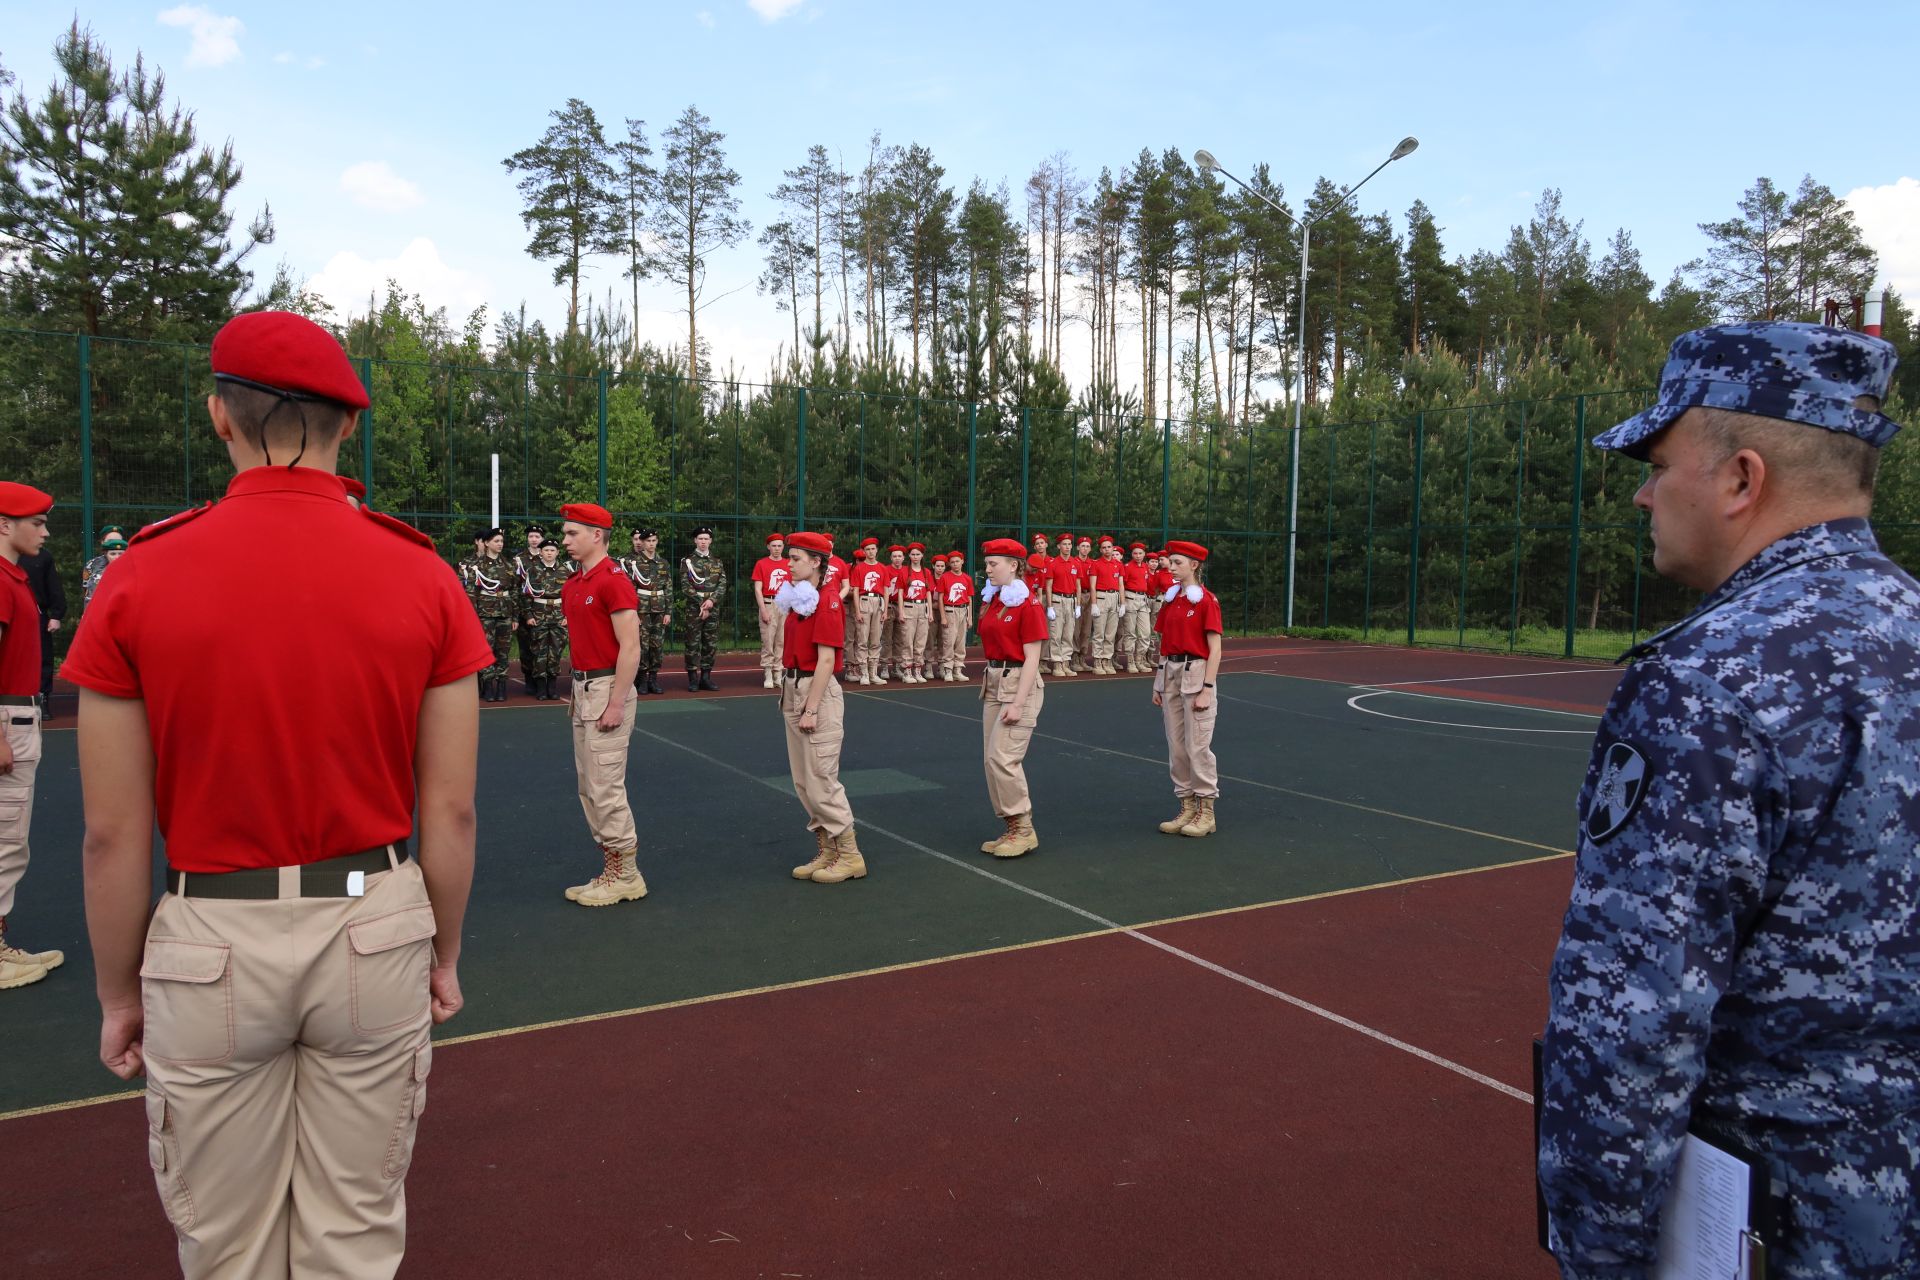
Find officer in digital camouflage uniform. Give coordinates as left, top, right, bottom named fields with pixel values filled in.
left=1537, top=323, right=1919, bottom=1280
left=521, top=539, right=571, bottom=700
left=623, top=526, right=672, bottom=695
left=467, top=527, right=517, bottom=701
left=680, top=525, right=726, bottom=691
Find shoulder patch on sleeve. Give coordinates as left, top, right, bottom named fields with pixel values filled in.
left=1584, top=741, right=1651, bottom=843
left=129, top=501, right=216, bottom=545
left=360, top=507, right=437, bottom=550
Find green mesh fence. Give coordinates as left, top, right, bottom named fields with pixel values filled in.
left=3, top=328, right=1914, bottom=663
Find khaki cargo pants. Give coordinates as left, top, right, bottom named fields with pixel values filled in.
left=1046, top=598, right=1074, bottom=668
left=981, top=664, right=1045, bottom=817
left=758, top=601, right=786, bottom=676
left=1158, top=659, right=1220, bottom=798
left=571, top=675, right=638, bottom=852
left=941, top=605, right=971, bottom=675
left=898, top=600, right=930, bottom=670
left=142, top=852, right=434, bottom=1280
left=780, top=673, right=852, bottom=837
left=1092, top=590, right=1122, bottom=661
left=0, top=704, right=41, bottom=918
left=855, top=594, right=886, bottom=679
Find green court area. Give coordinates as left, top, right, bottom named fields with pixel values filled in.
left=0, top=642, right=1610, bottom=1118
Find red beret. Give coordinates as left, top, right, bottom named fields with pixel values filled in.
left=907, top=541, right=926, bottom=553
left=887, top=544, right=906, bottom=555
left=0, top=482, right=54, bottom=518
left=766, top=532, right=786, bottom=545
left=1031, top=533, right=1049, bottom=543
left=338, top=476, right=367, bottom=500
left=1166, top=539, right=1209, bottom=561
left=982, top=537, right=1026, bottom=559
left=947, top=550, right=964, bottom=561
left=787, top=531, right=833, bottom=555
left=1098, top=534, right=1114, bottom=544
left=1077, top=536, right=1093, bottom=546
left=1129, top=541, right=1146, bottom=551
left=859, top=536, right=879, bottom=549
left=210, top=311, right=370, bottom=410
left=561, top=503, right=613, bottom=530
left=1027, top=553, right=1049, bottom=571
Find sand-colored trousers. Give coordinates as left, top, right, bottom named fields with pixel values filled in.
left=570, top=675, right=638, bottom=851
left=898, top=601, right=930, bottom=667
left=1160, top=661, right=1220, bottom=798
left=0, top=706, right=41, bottom=917
left=781, top=673, right=853, bottom=836
left=922, top=609, right=942, bottom=665
left=980, top=665, right=1044, bottom=818
left=1121, top=594, right=1152, bottom=665
left=855, top=594, right=886, bottom=677
left=1092, top=591, right=1122, bottom=660
left=758, top=602, right=786, bottom=673
left=141, top=852, right=433, bottom=1280
left=1046, top=601, right=1074, bottom=666
left=942, top=606, right=970, bottom=671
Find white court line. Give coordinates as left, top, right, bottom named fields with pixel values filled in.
left=630, top=720, right=1532, bottom=1105
left=1345, top=691, right=1596, bottom=736
left=1346, top=684, right=1602, bottom=723
left=1362, top=667, right=1616, bottom=688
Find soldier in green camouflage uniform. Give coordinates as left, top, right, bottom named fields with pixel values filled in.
left=512, top=523, right=549, bottom=696
left=622, top=526, right=673, bottom=695
left=679, top=525, right=726, bottom=691
left=522, top=540, right=571, bottom=700
left=469, top=527, right=517, bottom=702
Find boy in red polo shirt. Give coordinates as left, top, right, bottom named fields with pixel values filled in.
left=751, top=532, right=790, bottom=690
left=1044, top=536, right=1079, bottom=677
left=1119, top=542, right=1153, bottom=672
left=0, top=481, right=60, bottom=990
left=66, top=311, right=493, bottom=1278
left=559, top=503, right=648, bottom=907
left=1152, top=540, right=1224, bottom=838
left=938, top=550, right=974, bottom=681
left=1090, top=539, right=1125, bottom=674
left=851, top=538, right=889, bottom=684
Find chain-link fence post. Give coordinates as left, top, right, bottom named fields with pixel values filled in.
left=358, top=357, right=375, bottom=504
left=965, top=402, right=978, bottom=559
left=596, top=369, right=609, bottom=507
left=1407, top=411, right=1426, bottom=647
left=1564, top=395, right=1587, bottom=658
left=1020, top=408, right=1032, bottom=543
left=78, top=334, right=94, bottom=549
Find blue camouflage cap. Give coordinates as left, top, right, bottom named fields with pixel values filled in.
left=1592, top=322, right=1900, bottom=460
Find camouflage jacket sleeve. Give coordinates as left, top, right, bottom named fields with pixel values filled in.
left=1537, top=656, right=1782, bottom=1278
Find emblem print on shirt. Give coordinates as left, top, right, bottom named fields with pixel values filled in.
left=1584, top=741, right=1650, bottom=843
left=585, top=595, right=595, bottom=605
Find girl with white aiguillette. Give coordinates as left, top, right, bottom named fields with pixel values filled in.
left=1151, top=540, right=1223, bottom=837
left=775, top=532, right=864, bottom=884
left=974, top=539, right=1048, bottom=857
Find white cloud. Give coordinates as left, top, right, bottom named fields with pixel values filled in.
left=273, top=51, right=326, bottom=68
left=696, top=9, right=716, bottom=26
left=308, top=238, right=492, bottom=322
left=339, top=161, right=425, bottom=213
left=273, top=51, right=292, bottom=64
left=747, top=0, right=804, bottom=20
left=1845, top=176, right=1920, bottom=301
left=157, top=6, right=243, bottom=68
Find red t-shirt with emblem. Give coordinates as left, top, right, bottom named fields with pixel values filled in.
left=1046, top=555, right=1078, bottom=595
left=826, top=555, right=849, bottom=592
left=901, top=566, right=934, bottom=603
left=1150, top=568, right=1176, bottom=595
left=1092, top=559, right=1124, bottom=591
left=783, top=588, right=846, bottom=673
left=854, top=560, right=890, bottom=597
left=938, top=571, right=975, bottom=607
left=752, top=555, right=791, bottom=597
left=0, top=558, right=42, bottom=696
left=976, top=593, right=1048, bottom=661
left=1121, top=562, right=1152, bottom=592
left=1155, top=586, right=1224, bottom=657
left=563, top=555, right=640, bottom=670
left=60, top=466, right=494, bottom=873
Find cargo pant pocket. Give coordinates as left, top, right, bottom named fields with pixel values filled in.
left=146, top=1091, right=198, bottom=1230
left=140, top=939, right=234, bottom=1066
left=347, top=904, right=435, bottom=1036
left=382, top=1041, right=433, bottom=1180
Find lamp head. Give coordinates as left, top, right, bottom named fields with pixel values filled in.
left=1390, top=136, right=1420, bottom=161
left=1193, top=149, right=1219, bottom=172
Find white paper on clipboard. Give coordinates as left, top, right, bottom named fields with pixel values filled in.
left=1654, top=1131, right=1753, bottom=1280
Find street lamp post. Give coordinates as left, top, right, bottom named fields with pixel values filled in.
left=1194, top=137, right=1418, bottom=629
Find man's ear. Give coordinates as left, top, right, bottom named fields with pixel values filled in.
left=207, top=394, right=236, bottom=443
left=1724, top=447, right=1769, bottom=518
left=339, top=410, right=359, bottom=444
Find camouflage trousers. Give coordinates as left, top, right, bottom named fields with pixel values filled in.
left=683, top=604, right=720, bottom=672
left=525, top=608, right=567, bottom=679
left=478, top=612, right=515, bottom=681
left=639, top=611, right=668, bottom=675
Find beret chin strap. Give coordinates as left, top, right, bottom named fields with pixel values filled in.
left=215, top=372, right=321, bottom=469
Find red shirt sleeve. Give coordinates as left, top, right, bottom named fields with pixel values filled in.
left=814, top=594, right=846, bottom=648
left=602, top=566, right=640, bottom=613
left=1202, top=592, right=1224, bottom=635
left=59, top=560, right=143, bottom=697
left=429, top=561, right=497, bottom=687
left=1017, top=600, right=1047, bottom=645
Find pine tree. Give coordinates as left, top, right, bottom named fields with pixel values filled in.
left=610, top=118, right=654, bottom=361
left=649, top=105, right=748, bottom=384
left=0, top=22, right=271, bottom=338
left=501, top=98, right=618, bottom=339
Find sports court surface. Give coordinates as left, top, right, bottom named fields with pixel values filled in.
left=5, top=637, right=1623, bottom=1277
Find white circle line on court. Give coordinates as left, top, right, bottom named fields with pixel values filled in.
left=632, top=718, right=1534, bottom=1106
left=1345, top=690, right=1596, bottom=736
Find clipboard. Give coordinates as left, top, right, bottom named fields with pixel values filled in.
left=1532, top=1038, right=1779, bottom=1279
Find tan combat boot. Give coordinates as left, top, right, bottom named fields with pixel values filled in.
left=1159, top=796, right=1199, bottom=834
left=811, top=829, right=867, bottom=883
left=0, top=919, right=62, bottom=989
left=793, top=829, right=835, bottom=880
left=564, top=847, right=617, bottom=901
left=980, top=813, right=1019, bottom=853
left=577, top=847, right=649, bottom=906
left=990, top=813, right=1038, bottom=858
left=1179, top=797, right=1217, bottom=838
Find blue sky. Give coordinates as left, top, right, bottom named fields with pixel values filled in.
left=3, top=1, right=1915, bottom=390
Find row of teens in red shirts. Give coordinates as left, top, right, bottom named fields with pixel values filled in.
left=1029, top=534, right=1177, bottom=678
left=769, top=532, right=1224, bottom=885
left=845, top=539, right=975, bottom=685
